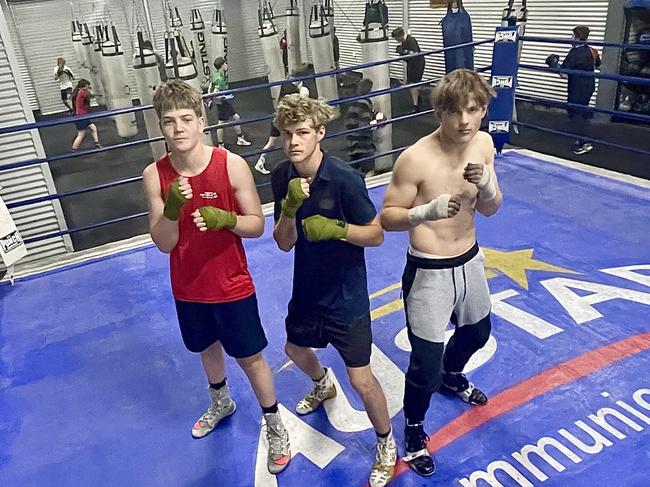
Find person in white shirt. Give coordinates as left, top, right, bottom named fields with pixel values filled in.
left=53, top=57, right=75, bottom=112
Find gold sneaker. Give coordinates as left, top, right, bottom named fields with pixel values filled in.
left=369, top=435, right=397, bottom=487
left=295, top=368, right=337, bottom=415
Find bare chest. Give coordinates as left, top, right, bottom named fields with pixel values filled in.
left=417, top=164, right=479, bottom=205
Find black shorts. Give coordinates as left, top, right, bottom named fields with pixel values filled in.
left=61, top=87, right=72, bottom=101
left=406, top=61, right=425, bottom=83
left=74, top=119, right=92, bottom=131
left=269, top=123, right=281, bottom=138
left=175, top=293, right=268, bottom=356
left=285, top=305, right=372, bottom=368
left=217, top=100, right=236, bottom=121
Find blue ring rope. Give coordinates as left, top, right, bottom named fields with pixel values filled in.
left=514, top=121, right=650, bottom=157
left=516, top=93, right=650, bottom=124
left=7, top=110, right=434, bottom=210
left=519, top=36, right=650, bottom=52
left=0, top=76, right=439, bottom=173
left=519, top=63, right=650, bottom=86
left=0, top=39, right=493, bottom=136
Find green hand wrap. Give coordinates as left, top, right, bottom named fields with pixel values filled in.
left=302, top=215, right=348, bottom=242
left=198, top=206, right=237, bottom=231
left=163, top=180, right=188, bottom=221
left=281, top=178, right=308, bottom=218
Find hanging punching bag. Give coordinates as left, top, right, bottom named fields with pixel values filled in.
left=441, top=0, right=474, bottom=73
left=72, top=20, right=91, bottom=80
left=81, top=22, right=105, bottom=106
left=101, top=24, right=138, bottom=138
left=358, top=0, right=392, bottom=171
left=286, top=0, right=302, bottom=74
left=309, top=4, right=339, bottom=112
left=133, top=30, right=166, bottom=160
left=257, top=2, right=285, bottom=105
left=190, top=8, right=211, bottom=90
left=209, top=7, right=228, bottom=63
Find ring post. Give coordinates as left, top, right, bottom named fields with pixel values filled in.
left=488, top=25, right=519, bottom=154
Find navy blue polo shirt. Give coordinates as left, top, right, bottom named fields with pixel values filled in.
left=561, top=45, right=601, bottom=105
left=271, top=152, right=377, bottom=321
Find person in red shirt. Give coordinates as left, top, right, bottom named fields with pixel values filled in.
left=71, top=79, right=101, bottom=150
left=142, top=80, right=291, bottom=475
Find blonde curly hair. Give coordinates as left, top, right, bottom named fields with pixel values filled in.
left=274, top=94, right=335, bottom=130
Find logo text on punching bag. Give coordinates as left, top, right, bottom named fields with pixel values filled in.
left=0, top=231, right=23, bottom=253
left=495, top=31, right=517, bottom=43
left=492, top=76, right=514, bottom=89
left=489, top=121, right=510, bottom=133
left=196, top=32, right=210, bottom=77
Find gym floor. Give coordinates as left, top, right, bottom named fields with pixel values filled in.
left=2, top=150, right=648, bottom=486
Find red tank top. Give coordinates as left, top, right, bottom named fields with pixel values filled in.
left=75, top=89, right=90, bottom=115
left=156, top=147, right=255, bottom=303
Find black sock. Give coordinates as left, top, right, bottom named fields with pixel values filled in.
left=262, top=402, right=278, bottom=414
left=312, top=367, right=327, bottom=382
left=376, top=428, right=391, bottom=439
left=209, top=378, right=227, bottom=391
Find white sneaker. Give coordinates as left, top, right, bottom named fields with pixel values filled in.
left=191, top=386, right=236, bottom=439
left=572, top=143, right=594, bottom=155
left=369, top=434, right=397, bottom=487
left=236, top=136, right=252, bottom=146
left=254, top=155, right=270, bottom=175
left=264, top=411, right=291, bottom=474
left=296, top=368, right=337, bottom=415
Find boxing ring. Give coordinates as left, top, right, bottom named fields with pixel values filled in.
left=1, top=148, right=649, bottom=486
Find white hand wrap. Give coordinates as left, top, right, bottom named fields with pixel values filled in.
left=408, top=194, right=451, bottom=226
left=477, top=167, right=498, bottom=201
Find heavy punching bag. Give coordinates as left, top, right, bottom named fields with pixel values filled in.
left=81, top=22, right=105, bottom=106
left=190, top=8, right=211, bottom=90
left=358, top=0, right=392, bottom=171
left=309, top=4, right=339, bottom=113
left=133, top=29, right=166, bottom=160
left=257, top=1, right=285, bottom=104
left=286, top=0, right=302, bottom=74
left=101, top=24, right=138, bottom=138
left=209, top=6, right=228, bottom=63
left=441, top=0, right=474, bottom=73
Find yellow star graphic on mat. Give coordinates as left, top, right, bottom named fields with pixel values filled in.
left=483, top=248, right=578, bottom=289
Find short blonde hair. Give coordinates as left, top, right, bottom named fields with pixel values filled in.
left=432, top=69, right=496, bottom=114
left=153, top=79, right=203, bottom=119
left=274, top=94, right=335, bottom=130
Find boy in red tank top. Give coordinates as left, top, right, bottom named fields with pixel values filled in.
left=142, top=80, right=290, bottom=474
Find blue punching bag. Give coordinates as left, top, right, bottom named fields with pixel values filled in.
left=441, top=0, right=474, bottom=73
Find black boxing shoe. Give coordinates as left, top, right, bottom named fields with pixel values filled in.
left=403, top=422, right=435, bottom=477
left=440, top=372, right=488, bottom=406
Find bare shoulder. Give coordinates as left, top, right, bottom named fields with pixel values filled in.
left=142, top=161, right=159, bottom=181
left=226, top=149, right=249, bottom=173
left=476, top=131, right=496, bottom=159
left=226, top=150, right=255, bottom=189
left=393, top=135, right=434, bottom=180
left=142, top=161, right=162, bottom=205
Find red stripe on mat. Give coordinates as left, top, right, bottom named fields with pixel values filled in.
left=379, top=332, right=650, bottom=484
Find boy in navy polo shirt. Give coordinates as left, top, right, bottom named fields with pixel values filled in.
left=270, top=94, right=397, bottom=487
left=551, top=25, right=601, bottom=155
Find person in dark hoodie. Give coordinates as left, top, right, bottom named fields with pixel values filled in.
left=547, top=25, right=601, bottom=155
